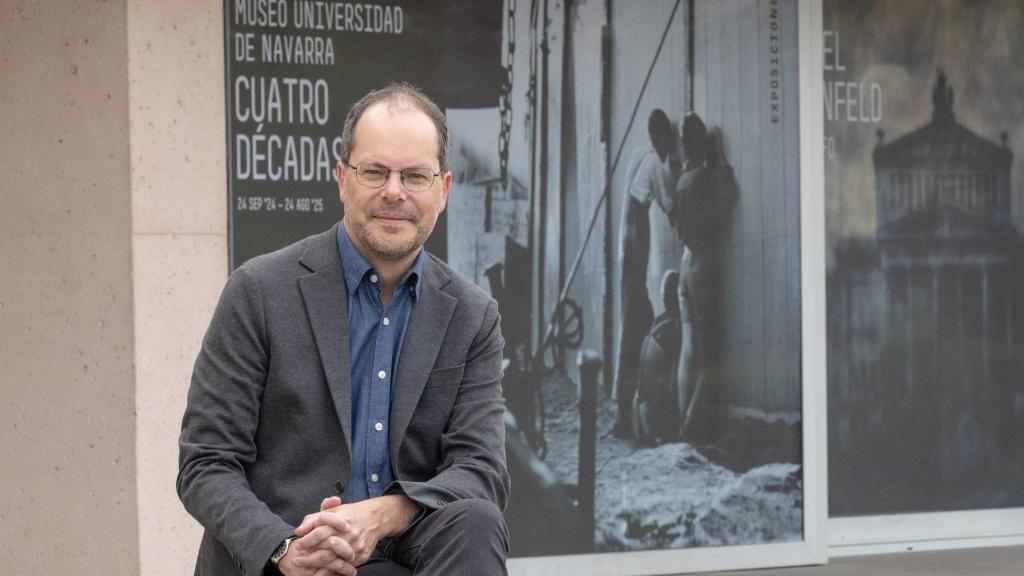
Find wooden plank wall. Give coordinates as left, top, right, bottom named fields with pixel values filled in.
left=563, top=1, right=611, bottom=380
left=693, top=0, right=802, bottom=419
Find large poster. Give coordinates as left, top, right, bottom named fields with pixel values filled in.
left=824, top=0, right=1024, bottom=517
left=225, top=0, right=811, bottom=567
left=445, top=0, right=805, bottom=559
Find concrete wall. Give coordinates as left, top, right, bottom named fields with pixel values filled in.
left=0, top=1, right=139, bottom=572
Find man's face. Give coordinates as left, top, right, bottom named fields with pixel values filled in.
left=336, top=102, right=452, bottom=264
left=652, top=126, right=678, bottom=162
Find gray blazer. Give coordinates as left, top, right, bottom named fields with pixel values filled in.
left=177, top=224, right=509, bottom=576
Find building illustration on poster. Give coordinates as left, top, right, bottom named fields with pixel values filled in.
left=825, top=0, right=1024, bottom=517
left=225, top=0, right=809, bottom=563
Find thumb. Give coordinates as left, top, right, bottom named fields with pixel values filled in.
left=295, top=512, right=317, bottom=537
left=295, top=496, right=345, bottom=536
left=321, top=496, right=342, bottom=511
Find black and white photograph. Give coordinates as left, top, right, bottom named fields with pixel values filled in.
left=824, top=0, right=1024, bottom=517
left=444, top=0, right=805, bottom=557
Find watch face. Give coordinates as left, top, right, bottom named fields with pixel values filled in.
left=271, top=540, right=289, bottom=562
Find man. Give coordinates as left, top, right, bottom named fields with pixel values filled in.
left=613, top=108, right=680, bottom=437
left=178, top=83, right=510, bottom=576
left=668, top=112, right=737, bottom=439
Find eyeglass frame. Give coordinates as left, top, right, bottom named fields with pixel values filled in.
left=345, top=162, right=442, bottom=192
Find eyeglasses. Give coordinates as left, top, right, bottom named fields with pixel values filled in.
left=346, top=162, right=441, bottom=192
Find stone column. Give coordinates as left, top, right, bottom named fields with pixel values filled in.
left=127, top=0, right=226, bottom=573
left=1, top=1, right=137, bottom=572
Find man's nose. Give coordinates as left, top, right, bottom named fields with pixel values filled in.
left=380, top=170, right=406, bottom=200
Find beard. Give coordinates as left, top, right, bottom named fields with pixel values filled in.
left=349, top=200, right=438, bottom=262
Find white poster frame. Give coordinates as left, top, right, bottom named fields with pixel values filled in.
left=829, top=510, right=1024, bottom=557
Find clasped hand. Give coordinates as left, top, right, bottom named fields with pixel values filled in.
left=277, top=494, right=416, bottom=576
left=276, top=494, right=376, bottom=573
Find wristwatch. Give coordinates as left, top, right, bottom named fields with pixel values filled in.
left=270, top=537, right=296, bottom=566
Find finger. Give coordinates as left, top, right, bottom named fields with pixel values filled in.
left=314, top=498, right=345, bottom=528
left=296, top=512, right=320, bottom=536
left=353, top=549, right=373, bottom=568
left=295, top=525, right=341, bottom=551
left=294, top=547, right=339, bottom=569
left=319, top=534, right=356, bottom=562
left=322, top=558, right=357, bottom=576
left=311, top=563, right=354, bottom=576
left=321, top=496, right=342, bottom=511
left=317, top=510, right=355, bottom=535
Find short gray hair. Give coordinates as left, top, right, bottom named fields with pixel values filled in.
left=339, top=82, right=450, bottom=173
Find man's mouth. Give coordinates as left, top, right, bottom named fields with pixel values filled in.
left=373, top=213, right=412, bottom=225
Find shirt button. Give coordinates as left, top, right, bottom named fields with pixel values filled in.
left=383, top=317, right=390, bottom=326
left=374, top=422, right=384, bottom=432
left=378, top=370, right=386, bottom=379
left=370, top=274, right=379, bottom=283
left=371, top=473, right=379, bottom=483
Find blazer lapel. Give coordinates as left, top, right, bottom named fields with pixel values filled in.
left=390, top=256, right=456, bottom=465
left=298, top=224, right=353, bottom=457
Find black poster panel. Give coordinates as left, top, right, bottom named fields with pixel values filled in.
left=225, top=0, right=501, bottom=268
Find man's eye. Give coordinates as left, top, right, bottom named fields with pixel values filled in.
left=404, top=172, right=429, bottom=185
left=362, top=166, right=387, bottom=178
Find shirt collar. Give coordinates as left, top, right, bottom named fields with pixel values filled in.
left=336, top=223, right=423, bottom=299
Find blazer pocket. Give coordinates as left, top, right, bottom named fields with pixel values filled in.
left=423, top=363, right=465, bottom=389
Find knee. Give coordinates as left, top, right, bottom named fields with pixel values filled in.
left=446, top=498, right=505, bottom=534
left=407, top=499, right=509, bottom=572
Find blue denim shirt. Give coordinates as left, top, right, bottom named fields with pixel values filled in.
left=337, top=225, right=422, bottom=503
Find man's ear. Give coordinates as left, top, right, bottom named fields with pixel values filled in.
left=438, top=171, right=453, bottom=213
left=336, top=161, right=347, bottom=204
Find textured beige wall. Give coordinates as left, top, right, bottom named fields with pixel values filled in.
left=127, top=0, right=226, bottom=574
left=0, top=1, right=139, bottom=573
left=1, top=1, right=226, bottom=573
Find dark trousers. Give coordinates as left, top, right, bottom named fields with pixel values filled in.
left=365, top=499, right=509, bottom=576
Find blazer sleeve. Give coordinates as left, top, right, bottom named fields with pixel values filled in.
left=177, top=265, right=293, bottom=576
left=389, top=299, right=511, bottom=512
